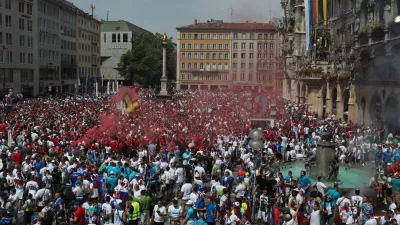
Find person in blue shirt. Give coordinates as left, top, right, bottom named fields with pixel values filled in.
left=206, top=195, right=216, bottom=224
left=53, top=193, right=65, bottom=217
left=197, top=212, right=208, bottom=225
left=195, top=193, right=206, bottom=213
left=70, top=170, right=82, bottom=188
left=106, top=171, right=118, bottom=190
left=384, top=149, right=394, bottom=164
left=326, top=184, right=340, bottom=206
left=376, top=148, right=383, bottom=166
left=393, top=148, right=400, bottom=162
left=183, top=200, right=197, bottom=225
left=298, top=171, right=312, bottom=190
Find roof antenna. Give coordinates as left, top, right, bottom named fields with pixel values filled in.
left=230, top=8, right=234, bottom=22
left=107, top=10, right=109, bottom=21
left=269, top=4, right=272, bottom=21
left=90, top=4, right=95, bottom=16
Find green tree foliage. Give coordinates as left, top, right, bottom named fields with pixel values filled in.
left=117, top=32, right=176, bottom=87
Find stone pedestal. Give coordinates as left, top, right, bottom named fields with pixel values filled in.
left=315, top=132, right=336, bottom=177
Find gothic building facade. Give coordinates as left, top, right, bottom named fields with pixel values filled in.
left=279, top=0, right=400, bottom=134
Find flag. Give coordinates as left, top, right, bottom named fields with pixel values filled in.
left=112, top=87, right=139, bottom=115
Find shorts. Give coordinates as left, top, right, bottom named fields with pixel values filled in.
left=16, top=189, right=23, bottom=200
left=120, top=192, right=129, bottom=200
left=175, top=183, right=182, bottom=191
left=140, top=212, right=149, bottom=223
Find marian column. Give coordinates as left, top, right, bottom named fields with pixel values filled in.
left=158, top=32, right=170, bottom=97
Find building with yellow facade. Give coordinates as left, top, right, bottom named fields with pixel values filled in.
left=176, top=19, right=278, bottom=91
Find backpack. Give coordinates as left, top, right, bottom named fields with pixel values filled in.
left=42, top=207, right=54, bottom=225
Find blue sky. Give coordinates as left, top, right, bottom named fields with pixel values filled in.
left=73, top=0, right=282, bottom=41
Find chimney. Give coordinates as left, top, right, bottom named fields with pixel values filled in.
left=246, top=21, right=249, bottom=23
left=194, top=19, right=198, bottom=25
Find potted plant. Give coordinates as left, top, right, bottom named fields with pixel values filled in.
left=357, top=27, right=367, bottom=37
left=288, top=25, right=294, bottom=32
left=371, top=23, right=384, bottom=41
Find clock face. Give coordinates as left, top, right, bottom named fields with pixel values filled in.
left=395, top=16, right=400, bottom=23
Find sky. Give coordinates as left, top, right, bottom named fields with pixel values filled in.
left=73, top=0, right=282, bottom=41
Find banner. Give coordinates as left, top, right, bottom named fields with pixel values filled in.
left=113, top=87, right=139, bottom=115
left=305, top=0, right=311, bottom=51
left=323, top=0, right=327, bottom=26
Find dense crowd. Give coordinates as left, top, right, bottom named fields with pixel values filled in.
left=0, top=89, right=399, bottom=225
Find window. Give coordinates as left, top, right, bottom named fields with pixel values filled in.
left=5, top=33, right=11, bottom=45
left=218, top=44, right=222, bottom=50
left=233, top=33, right=238, bottom=39
left=104, top=34, right=106, bottom=42
left=249, top=74, right=252, bottom=81
left=27, top=4, right=32, bottom=15
left=181, top=34, right=186, bottom=39
left=270, top=54, right=273, bottom=58
left=250, top=34, right=254, bottom=39
left=206, top=44, right=210, bottom=49
left=6, top=51, right=12, bottom=63
left=218, top=34, right=222, bottom=39
left=241, top=53, right=246, bottom=58
left=218, top=74, right=222, bottom=80
left=181, top=53, right=186, bottom=58
left=224, top=44, right=229, bottom=50
left=257, top=53, right=262, bottom=59
left=188, top=34, right=192, bottom=39
left=264, top=54, right=267, bottom=59
left=212, top=63, right=216, bottom=70
left=5, top=0, right=10, bottom=10
left=212, top=34, right=216, bottom=39
left=194, top=63, right=197, bottom=69
left=206, top=53, right=210, bottom=59
left=206, top=62, right=210, bottom=70
left=241, top=63, right=245, bottom=68
left=181, top=43, right=185, bottom=49
left=258, top=43, right=262, bottom=49
left=27, top=20, right=32, bottom=31
left=270, top=43, right=274, bottom=49
left=117, top=33, right=121, bottom=42
left=194, top=53, right=198, bottom=59
left=249, top=53, right=254, bottom=59
left=194, top=44, right=198, bottom=49
left=181, top=73, right=185, bottom=80
left=112, top=33, right=116, bottom=42
left=257, top=74, right=261, bottom=81
left=0, top=14, right=2, bottom=26
left=264, top=43, right=268, bottom=49
left=188, top=63, right=191, bottom=69
left=241, top=74, right=245, bottom=81
left=233, top=73, right=237, bottom=81
left=218, top=53, right=222, bottom=59
left=233, top=53, right=237, bottom=59
left=224, top=53, right=228, bottom=59
left=242, top=33, right=246, bottom=39
left=19, top=2, right=24, bottom=13
left=28, top=53, right=33, bottom=64
left=225, top=34, right=229, bottom=39
left=233, top=43, right=238, bottom=49
left=200, top=63, right=204, bottom=70
left=263, top=63, right=267, bottom=68
left=188, top=44, right=192, bottom=49
left=241, top=43, right=246, bottom=49
left=0, top=51, right=3, bottom=63
left=250, top=43, right=254, bottom=49
left=0, top=32, right=2, bottom=44
left=212, top=53, right=216, bottom=59
left=270, top=34, right=274, bottom=39
left=200, top=52, right=204, bottom=59
left=5, top=15, right=11, bottom=27
left=233, top=63, right=237, bottom=69
left=200, top=34, right=204, bottom=39
left=123, top=33, right=128, bottom=42
left=249, top=63, right=253, bottom=68
left=264, top=34, right=268, bottom=39
left=218, top=63, right=222, bottom=70
left=188, top=53, right=192, bottom=59
left=224, top=63, right=228, bottom=70
left=19, top=35, right=25, bottom=47
left=212, top=44, right=216, bottom=49
left=206, top=34, right=210, bottom=39
left=258, top=34, right=262, bottom=39
left=20, top=52, right=26, bottom=64
left=181, top=63, right=185, bottom=69
left=200, top=44, right=204, bottom=49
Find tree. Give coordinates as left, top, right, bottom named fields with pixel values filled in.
left=117, top=32, right=176, bottom=87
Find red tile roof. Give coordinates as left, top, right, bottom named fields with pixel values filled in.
left=177, top=22, right=276, bottom=31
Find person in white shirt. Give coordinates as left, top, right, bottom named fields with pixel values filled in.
left=152, top=200, right=167, bottom=224
left=365, top=213, right=378, bottom=225
left=316, top=176, right=327, bottom=196
left=336, top=193, right=351, bottom=209
left=180, top=182, right=192, bottom=201
left=346, top=208, right=359, bottom=224
left=168, top=199, right=183, bottom=224
left=351, top=189, right=363, bottom=209
left=101, top=196, right=113, bottom=217
left=224, top=208, right=241, bottom=225
left=25, top=180, right=39, bottom=197
left=310, top=202, right=322, bottom=225
left=234, top=178, right=246, bottom=199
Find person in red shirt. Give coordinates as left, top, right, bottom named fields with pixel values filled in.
left=70, top=202, right=85, bottom=225
left=11, top=149, right=22, bottom=165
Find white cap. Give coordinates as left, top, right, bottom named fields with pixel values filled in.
left=186, top=200, right=194, bottom=205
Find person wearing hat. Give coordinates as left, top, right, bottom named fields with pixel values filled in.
left=183, top=200, right=197, bottom=225
left=30, top=215, right=39, bottom=225
left=168, top=198, right=183, bottom=225
left=70, top=201, right=85, bottom=225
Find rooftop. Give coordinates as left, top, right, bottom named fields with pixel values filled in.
left=177, top=19, right=276, bottom=31
left=101, top=21, right=151, bottom=34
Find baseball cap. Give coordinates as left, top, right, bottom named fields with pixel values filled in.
left=31, top=216, right=38, bottom=221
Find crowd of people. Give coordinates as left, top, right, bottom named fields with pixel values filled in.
left=0, top=88, right=398, bottom=225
